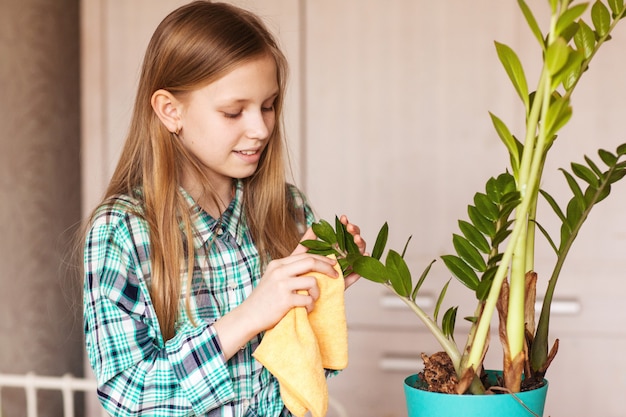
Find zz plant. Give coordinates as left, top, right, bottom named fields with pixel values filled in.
left=303, top=0, right=626, bottom=394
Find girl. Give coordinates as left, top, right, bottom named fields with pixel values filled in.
left=82, top=1, right=365, bottom=416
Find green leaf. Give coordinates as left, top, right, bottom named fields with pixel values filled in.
left=491, top=224, right=512, bottom=248
left=561, top=169, right=586, bottom=206
left=452, top=234, right=487, bottom=272
left=495, top=41, right=529, bottom=110
left=468, top=205, right=496, bottom=237
left=562, top=21, right=582, bottom=43
left=442, top=306, right=458, bottom=341
left=433, top=279, right=451, bottom=322
left=617, top=143, right=626, bottom=155
left=545, top=96, right=572, bottom=137
left=540, top=189, right=567, bottom=223
left=441, top=254, right=480, bottom=291
left=554, top=49, right=585, bottom=90
left=458, top=220, right=491, bottom=254
left=485, top=176, right=500, bottom=204
left=335, top=216, right=346, bottom=252
left=412, top=259, right=436, bottom=300
left=500, top=198, right=521, bottom=220
left=490, top=112, right=520, bottom=175
left=565, top=197, right=584, bottom=230
left=476, top=269, right=495, bottom=301
left=344, top=227, right=361, bottom=255
left=400, top=235, right=413, bottom=258
left=352, top=256, right=388, bottom=283
left=337, top=258, right=351, bottom=276
left=518, top=0, right=545, bottom=47
left=608, top=0, right=625, bottom=16
left=474, top=193, right=499, bottom=221
left=584, top=154, right=604, bottom=177
left=572, top=162, right=600, bottom=187
left=386, top=250, right=412, bottom=297
left=608, top=169, right=626, bottom=183
left=555, top=3, right=588, bottom=37
left=545, top=37, right=570, bottom=75
left=480, top=265, right=497, bottom=282
left=591, top=0, right=612, bottom=37
left=574, top=20, right=596, bottom=59
left=533, top=219, right=559, bottom=254
left=371, top=222, right=389, bottom=260
left=492, top=226, right=513, bottom=248
left=312, top=219, right=337, bottom=244
left=599, top=148, right=618, bottom=165
left=301, top=239, right=333, bottom=252
left=497, top=173, right=518, bottom=195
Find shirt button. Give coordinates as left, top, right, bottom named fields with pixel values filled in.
left=216, top=228, right=224, bottom=236
left=242, top=399, right=250, bottom=409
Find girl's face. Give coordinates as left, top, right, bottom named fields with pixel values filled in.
left=178, top=55, right=279, bottom=195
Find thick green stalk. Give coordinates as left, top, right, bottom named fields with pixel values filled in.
left=505, top=3, right=563, bottom=382
left=460, top=68, right=546, bottom=379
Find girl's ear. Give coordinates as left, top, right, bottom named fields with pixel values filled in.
left=151, top=89, right=182, bottom=134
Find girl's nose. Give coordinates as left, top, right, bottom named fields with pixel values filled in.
left=246, top=111, right=271, bottom=140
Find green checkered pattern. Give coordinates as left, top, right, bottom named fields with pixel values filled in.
left=84, top=181, right=314, bottom=416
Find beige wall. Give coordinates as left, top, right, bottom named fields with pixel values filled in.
left=0, top=0, right=83, bottom=415
left=81, top=1, right=626, bottom=416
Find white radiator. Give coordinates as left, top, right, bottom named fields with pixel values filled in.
left=0, top=372, right=348, bottom=417
left=0, top=373, right=107, bottom=417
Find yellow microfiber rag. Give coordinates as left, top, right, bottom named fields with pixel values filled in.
left=253, top=257, right=348, bottom=417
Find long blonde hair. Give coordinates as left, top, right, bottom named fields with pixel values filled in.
left=94, top=1, right=302, bottom=341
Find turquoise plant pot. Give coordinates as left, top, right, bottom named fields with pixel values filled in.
left=404, top=371, right=549, bottom=417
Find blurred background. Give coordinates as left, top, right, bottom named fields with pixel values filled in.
left=1, top=0, right=625, bottom=416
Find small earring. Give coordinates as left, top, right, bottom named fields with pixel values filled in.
left=174, top=126, right=181, bottom=136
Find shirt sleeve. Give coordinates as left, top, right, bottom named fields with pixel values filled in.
left=286, top=184, right=316, bottom=232
left=83, top=204, right=235, bottom=416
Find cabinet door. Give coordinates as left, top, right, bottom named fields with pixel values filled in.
left=304, top=1, right=626, bottom=416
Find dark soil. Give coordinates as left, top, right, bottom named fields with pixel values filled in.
left=417, top=352, right=459, bottom=393
left=415, top=352, right=546, bottom=394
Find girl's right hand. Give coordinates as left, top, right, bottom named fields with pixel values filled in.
left=213, top=229, right=338, bottom=358
left=246, top=241, right=338, bottom=332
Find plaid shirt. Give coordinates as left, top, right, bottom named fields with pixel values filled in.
left=84, top=181, right=315, bottom=416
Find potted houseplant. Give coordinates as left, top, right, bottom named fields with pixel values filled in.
left=302, top=0, right=626, bottom=416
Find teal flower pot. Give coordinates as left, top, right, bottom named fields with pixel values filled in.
left=404, top=371, right=549, bottom=417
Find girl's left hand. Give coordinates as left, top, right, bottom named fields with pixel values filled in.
left=339, top=214, right=367, bottom=289
left=295, top=215, right=367, bottom=289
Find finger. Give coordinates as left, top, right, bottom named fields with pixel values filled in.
left=343, top=272, right=361, bottom=289
left=282, top=252, right=338, bottom=270
left=353, top=234, right=367, bottom=253
left=340, top=215, right=367, bottom=254
left=306, top=281, right=320, bottom=302
left=277, top=255, right=339, bottom=281
left=292, top=227, right=317, bottom=255
left=290, top=281, right=318, bottom=313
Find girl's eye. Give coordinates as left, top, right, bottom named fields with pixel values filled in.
left=261, top=105, right=275, bottom=113
left=223, top=111, right=242, bottom=119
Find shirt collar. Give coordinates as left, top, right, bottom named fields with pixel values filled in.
left=182, top=180, right=248, bottom=248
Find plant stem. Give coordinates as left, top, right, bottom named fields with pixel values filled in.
left=383, top=283, right=462, bottom=373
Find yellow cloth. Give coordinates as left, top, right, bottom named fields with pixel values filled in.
left=253, top=258, right=348, bottom=417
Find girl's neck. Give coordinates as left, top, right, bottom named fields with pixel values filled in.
left=183, top=175, right=235, bottom=219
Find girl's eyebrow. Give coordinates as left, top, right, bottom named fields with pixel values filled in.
left=220, top=91, right=279, bottom=105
